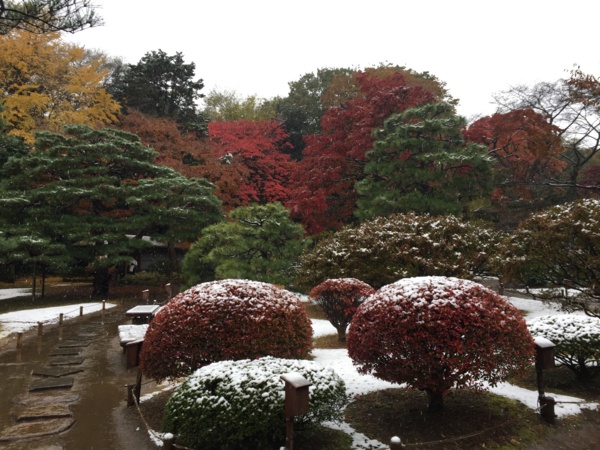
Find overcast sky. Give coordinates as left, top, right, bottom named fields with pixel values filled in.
left=64, top=0, right=600, bottom=121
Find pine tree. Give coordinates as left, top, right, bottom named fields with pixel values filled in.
left=0, top=125, right=222, bottom=296
left=355, top=102, right=492, bottom=220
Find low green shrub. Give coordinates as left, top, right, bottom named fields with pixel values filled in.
left=528, top=314, right=600, bottom=380
left=163, top=356, right=348, bottom=450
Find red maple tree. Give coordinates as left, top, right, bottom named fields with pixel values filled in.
left=286, top=71, right=437, bottom=234
left=465, top=109, right=566, bottom=201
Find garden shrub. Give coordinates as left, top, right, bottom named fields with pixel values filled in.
left=309, top=277, right=375, bottom=342
left=347, top=276, right=534, bottom=411
left=162, top=356, right=348, bottom=450
left=528, top=314, right=600, bottom=380
left=297, top=213, right=500, bottom=290
left=494, top=199, right=600, bottom=317
left=140, top=279, right=313, bottom=381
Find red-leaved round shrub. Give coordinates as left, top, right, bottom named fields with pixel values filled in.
left=140, top=279, right=313, bottom=381
left=347, top=276, right=534, bottom=411
left=309, top=278, right=375, bottom=342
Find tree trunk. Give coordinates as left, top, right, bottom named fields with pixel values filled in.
left=426, top=390, right=444, bottom=413
left=92, top=267, right=111, bottom=297
left=335, top=325, right=347, bottom=343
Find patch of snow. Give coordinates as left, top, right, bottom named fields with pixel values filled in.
left=0, top=288, right=31, bottom=301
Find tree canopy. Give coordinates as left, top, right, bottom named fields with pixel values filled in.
left=0, top=125, right=222, bottom=296
left=0, top=0, right=101, bottom=34
left=0, top=31, right=120, bottom=143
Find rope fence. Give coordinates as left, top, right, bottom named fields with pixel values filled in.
left=0, top=301, right=108, bottom=348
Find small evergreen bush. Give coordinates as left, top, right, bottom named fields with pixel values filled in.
left=528, top=314, right=600, bottom=380
left=162, top=356, right=348, bottom=450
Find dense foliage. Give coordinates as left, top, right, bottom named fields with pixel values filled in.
left=163, top=356, right=348, bottom=450
left=0, top=125, right=222, bottom=295
left=0, top=31, right=120, bottom=142
left=297, top=213, right=499, bottom=290
left=309, top=278, right=375, bottom=342
left=495, top=199, right=600, bottom=317
left=140, top=280, right=313, bottom=381
left=356, top=102, right=492, bottom=220
left=347, top=277, right=534, bottom=411
left=528, top=314, right=600, bottom=380
left=181, top=203, right=306, bottom=287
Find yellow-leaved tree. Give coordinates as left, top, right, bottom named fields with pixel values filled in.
left=0, top=30, right=120, bottom=142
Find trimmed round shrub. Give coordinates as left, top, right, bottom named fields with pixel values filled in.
left=309, top=277, right=375, bottom=342
left=528, top=314, right=600, bottom=380
left=140, top=279, right=313, bottom=381
left=162, top=356, right=348, bottom=450
left=347, top=276, right=534, bottom=411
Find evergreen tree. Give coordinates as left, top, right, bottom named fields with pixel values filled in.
left=0, top=125, right=222, bottom=296
left=114, top=50, right=207, bottom=135
left=355, top=102, right=492, bottom=220
left=182, top=203, right=306, bottom=287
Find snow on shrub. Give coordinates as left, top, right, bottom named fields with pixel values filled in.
left=140, top=279, right=313, bottom=381
left=309, top=278, right=375, bottom=342
left=162, top=356, right=348, bottom=450
left=297, top=212, right=500, bottom=290
left=347, top=276, right=534, bottom=411
left=528, top=314, right=600, bottom=380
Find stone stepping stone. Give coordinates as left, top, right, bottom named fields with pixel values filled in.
left=29, top=377, right=74, bottom=392
left=58, top=341, right=91, bottom=348
left=32, top=367, right=84, bottom=378
left=14, top=403, right=72, bottom=421
left=12, top=392, right=79, bottom=407
left=49, top=348, right=81, bottom=356
left=48, top=357, right=85, bottom=366
left=0, top=418, right=75, bottom=442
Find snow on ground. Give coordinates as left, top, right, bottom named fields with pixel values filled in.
left=0, top=301, right=116, bottom=340
left=0, top=288, right=31, bottom=301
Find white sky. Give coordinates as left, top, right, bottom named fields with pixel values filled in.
left=64, top=0, right=600, bottom=120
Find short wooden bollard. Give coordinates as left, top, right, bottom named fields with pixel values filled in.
left=59, top=313, right=64, bottom=326
left=37, top=322, right=43, bottom=336
left=142, top=289, right=149, bottom=304
left=16, top=332, right=23, bottom=349
left=163, top=434, right=174, bottom=450
left=165, top=283, right=172, bottom=300
left=540, top=396, right=556, bottom=424
left=127, top=370, right=143, bottom=407
left=102, top=300, right=106, bottom=311
left=390, top=436, right=403, bottom=449
left=79, top=306, right=84, bottom=317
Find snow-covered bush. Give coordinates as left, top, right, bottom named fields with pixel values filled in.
left=162, top=356, right=348, bottom=450
left=347, top=276, right=534, bottom=411
left=528, top=314, right=600, bottom=380
left=495, top=199, right=600, bottom=317
left=297, top=213, right=500, bottom=290
left=309, top=278, right=375, bottom=342
left=140, top=279, right=313, bottom=381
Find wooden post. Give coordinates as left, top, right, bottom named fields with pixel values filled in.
left=142, top=289, right=149, bottom=304
left=37, top=322, right=43, bottom=336
left=102, top=300, right=106, bottom=311
left=165, top=283, right=172, bottom=300
left=540, top=396, right=556, bottom=424
left=79, top=306, right=84, bottom=316
left=16, top=332, right=23, bottom=349
left=59, top=313, right=64, bottom=326
left=163, top=435, right=174, bottom=450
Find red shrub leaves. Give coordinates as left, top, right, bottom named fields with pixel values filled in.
left=309, top=278, right=375, bottom=342
left=140, top=279, right=313, bottom=381
left=347, top=276, right=534, bottom=411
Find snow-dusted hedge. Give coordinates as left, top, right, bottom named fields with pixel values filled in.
left=347, top=276, right=534, bottom=411
left=140, top=280, right=313, bottom=381
left=162, top=357, right=348, bottom=450
left=528, top=314, right=600, bottom=380
left=297, top=213, right=500, bottom=290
